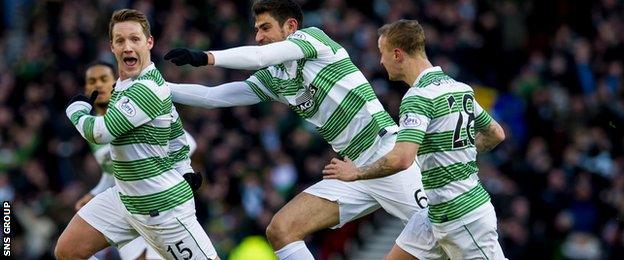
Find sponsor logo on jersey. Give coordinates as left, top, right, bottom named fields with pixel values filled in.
left=290, top=31, right=306, bottom=40
left=401, top=113, right=422, bottom=127
left=117, top=97, right=136, bottom=117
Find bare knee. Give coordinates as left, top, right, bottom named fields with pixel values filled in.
left=55, top=234, right=83, bottom=260
left=266, top=214, right=299, bottom=249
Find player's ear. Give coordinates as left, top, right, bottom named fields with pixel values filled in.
left=394, top=48, right=402, bottom=62
left=285, top=18, right=298, bottom=32
left=147, top=36, right=154, bottom=50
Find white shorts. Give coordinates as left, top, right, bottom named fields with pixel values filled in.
left=119, top=236, right=161, bottom=260
left=396, top=210, right=448, bottom=259
left=305, top=134, right=426, bottom=228
left=78, top=187, right=218, bottom=260
left=433, top=203, right=506, bottom=260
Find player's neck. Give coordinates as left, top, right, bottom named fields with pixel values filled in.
left=94, top=105, right=107, bottom=115
left=404, top=57, right=433, bottom=86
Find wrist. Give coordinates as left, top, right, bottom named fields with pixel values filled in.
left=66, top=101, right=92, bottom=119
left=206, top=51, right=214, bottom=65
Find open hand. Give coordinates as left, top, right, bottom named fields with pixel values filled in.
left=322, top=156, right=360, bottom=181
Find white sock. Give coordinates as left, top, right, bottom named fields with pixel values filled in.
left=275, top=241, right=314, bottom=260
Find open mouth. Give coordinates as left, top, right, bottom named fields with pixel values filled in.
left=123, top=57, right=138, bottom=67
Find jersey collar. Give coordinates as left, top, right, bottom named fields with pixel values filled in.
left=115, top=62, right=156, bottom=91
left=412, top=66, right=443, bottom=87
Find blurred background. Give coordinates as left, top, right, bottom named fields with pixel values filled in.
left=0, top=0, right=623, bottom=259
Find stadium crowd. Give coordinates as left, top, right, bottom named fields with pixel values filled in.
left=0, top=0, right=622, bottom=259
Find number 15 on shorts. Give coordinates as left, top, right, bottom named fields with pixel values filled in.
left=167, top=240, right=193, bottom=260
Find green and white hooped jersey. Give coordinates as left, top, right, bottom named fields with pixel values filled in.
left=69, top=64, right=193, bottom=216
left=397, top=67, right=494, bottom=224
left=244, top=27, right=398, bottom=165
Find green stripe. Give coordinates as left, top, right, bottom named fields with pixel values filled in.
left=125, top=83, right=166, bottom=119
left=137, top=69, right=165, bottom=86
left=419, top=129, right=475, bottom=155
left=111, top=124, right=170, bottom=146
left=292, top=58, right=360, bottom=119
left=104, top=107, right=135, bottom=138
left=253, top=69, right=280, bottom=98
left=401, top=90, right=475, bottom=119
left=415, top=71, right=451, bottom=88
left=83, top=117, right=96, bottom=143
left=245, top=80, right=272, bottom=102
left=288, top=38, right=317, bottom=59
left=317, top=83, right=375, bottom=141
left=113, top=156, right=173, bottom=181
left=428, top=183, right=490, bottom=223
left=70, top=110, right=88, bottom=125
left=176, top=218, right=210, bottom=259
left=422, top=161, right=478, bottom=189
left=338, top=111, right=395, bottom=160
left=169, top=119, right=184, bottom=139
left=300, top=27, right=342, bottom=53
left=397, top=129, right=425, bottom=144
left=474, top=111, right=492, bottom=130
left=170, top=145, right=190, bottom=164
left=464, top=225, right=489, bottom=259
left=119, top=180, right=193, bottom=215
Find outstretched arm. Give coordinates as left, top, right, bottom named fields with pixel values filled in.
left=169, top=81, right=264, bottom=108
left=165, top=40, right=306, bottom=70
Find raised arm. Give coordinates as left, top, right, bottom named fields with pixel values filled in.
left=165, top=40, right=305, bottom=70
left=66, top=83, right=162, bottom=144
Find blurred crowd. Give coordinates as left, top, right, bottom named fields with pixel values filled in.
left=0, top=0, right=623, bottom=259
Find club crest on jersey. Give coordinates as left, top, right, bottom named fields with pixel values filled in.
left=117, top=97, right=136, bottom=117
left=401, top=113, right=421, bottom=127
left=295, top=84, right=318, bottom=111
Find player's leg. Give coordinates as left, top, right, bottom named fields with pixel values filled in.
left=390, top=210, right=447, bottom=260
left=265, top=192, right=339, bottom=258
left=386, top=245, right=418, bottom=260
left=434, top=203, right=506, bottom=259
left=55, top=215, right=110, bottom=259
left=56, top=187, right=138, bottom=259
left=127, top=202, right=220, bottom=260
left=267, top=178, right=382, bottom=260
left=119, top=236, right=162, bottom=260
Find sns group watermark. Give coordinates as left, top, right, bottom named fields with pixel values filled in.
left=3, top=201, right=10, bottom=256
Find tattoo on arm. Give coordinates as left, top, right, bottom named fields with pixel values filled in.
left=475, top=121, right=504, bottom=153
left=356, top=156, right=399, bottom=180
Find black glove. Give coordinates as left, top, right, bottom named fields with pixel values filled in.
left=68, top=91, right=99, bottom=107
left=183, top=172, right=203, bottom=192
left=164, top=48, right=208, bottom=67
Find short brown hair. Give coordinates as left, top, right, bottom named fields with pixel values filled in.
left=378, top=19, right=426, bottom=57
left=108, top=9, right=151, bottom=40
left=252, top=0, right=303, bottom=27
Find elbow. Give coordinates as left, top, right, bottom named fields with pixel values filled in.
left=495, top=125, right=506, bottom=144
left=394, top=156, right=414, bottom=172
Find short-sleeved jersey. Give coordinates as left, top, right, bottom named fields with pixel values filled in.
left=397, top=67, right=494, bottom=224
left=244, top=27, right=398, bottom=165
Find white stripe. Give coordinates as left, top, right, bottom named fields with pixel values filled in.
left=110, top=143, right=168, bottom=161
left=426, top=173, right=479, bottom=204
left=418, top=149, right=477, bottom=172
left=305, top=71, right=369, bottom=126
left=115, top=170, right=183, bottom=196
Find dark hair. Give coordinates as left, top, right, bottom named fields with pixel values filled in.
left=378, top=19, right=426, bottom=57
left=109, top=9, right=151, bottom=40
left=252, top=0, right=303, bottom=27
left=86, top=61, right=115, bottom=73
